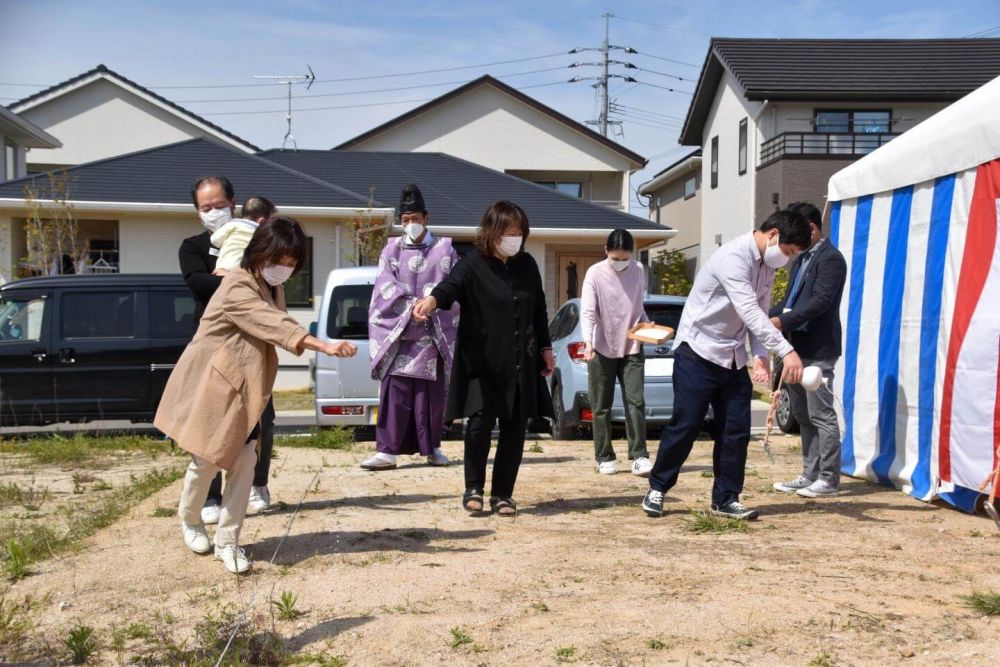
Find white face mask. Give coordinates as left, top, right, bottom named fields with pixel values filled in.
left=199, top=206, right=232, bottom=232
left=404, top=222, right=425, bottom=243
left=763, top=236, right=790, bottom=269
left=609, top=257, right=631, bottom=272
left=497, top=235, right=523, bottom=258
left=261, top=263, right=295, bottom=286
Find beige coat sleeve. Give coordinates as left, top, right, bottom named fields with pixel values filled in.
left=221, top=279, right=309, bottom=354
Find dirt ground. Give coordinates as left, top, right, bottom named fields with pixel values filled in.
left=4, top=433, right=999, bottom=666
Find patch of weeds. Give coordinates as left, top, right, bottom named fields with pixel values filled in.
left=647, top=638, right=666, bottom=650
left=287, top=654, right=348, bottom=667
left=700, top=471, right=714, bottom=478
left=528, top=443, right=544, bottom=454
left=91, top=479, right=112, bottom=491
left=969, top=529, right=983, bottom=538
left=555, top=645, right=578, bottom=662
left=1, top=466, right=185, bottom=580
left=271, top=590, right=303, bottom=621
left=530, top=601, right=549, bottom=612
left=681, top=509, right=749, bottom=534
left=960, top=591, right=1000, bottom=616
left=0, top=481, right=49, bottom=510
left=808, top=652, right=835, bottom=667
left=0, top=593, right=36, bottom=646
left=0, top=433, right=178, bottom=467
left=64, top=624, right=98, bottom=665
left=275, top=427, right=354, bottom=451
left=150, top=506, right=175, bottom=518
left=449, top=626, right=473, bottom=648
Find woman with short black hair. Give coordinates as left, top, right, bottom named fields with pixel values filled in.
left=156, top=216, right=357, bottom=574
left=580, top=228, right=655, bottom=477
left=413, top=201, right=554, bottom=516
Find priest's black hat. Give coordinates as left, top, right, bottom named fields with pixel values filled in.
left=399, top=184, right=427, bottom=214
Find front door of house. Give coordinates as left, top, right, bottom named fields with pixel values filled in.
left=555, top=253, right=604, bottom=306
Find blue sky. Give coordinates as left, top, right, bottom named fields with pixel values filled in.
left=2, top=0, right=998, bottom=210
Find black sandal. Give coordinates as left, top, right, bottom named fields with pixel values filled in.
left=462, top=489, right=484, bottom=512
left=490, top=496, right=517, bottom=517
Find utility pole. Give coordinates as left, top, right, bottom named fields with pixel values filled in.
left=598, top=11, right=611, bottom=136
left=253, top=65, right=316, bottom=150
left=571, top=13, right=636, bottom=137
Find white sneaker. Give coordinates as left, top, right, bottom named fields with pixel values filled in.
left=631, top=457, right=653, bottom=477
left=181, top=522, right=211, bottom=554
left=773, top=475, right=814, bottom=493
left=248, top=486, right=271, bottom=513
left=201, top=503, right=221, bottom=525
left=426, top=450, right=450, bottom=467
left=597, top=461, right=617, bottom=475
left=214, top=544, right=251, bottom=574
left=797, top=479, right=839, bottom=498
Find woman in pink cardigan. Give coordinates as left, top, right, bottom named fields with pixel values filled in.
left=580, top=229, right=654, bottom=477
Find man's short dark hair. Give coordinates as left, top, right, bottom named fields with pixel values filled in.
left=759, top=210, right=812, bottom=250
left=191, top=175, right=234, bottom=207
left=786, top=201, right=822, bottom=229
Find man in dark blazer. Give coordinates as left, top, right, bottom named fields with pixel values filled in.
left=769, top=202, right=847, bottom=498
left=181, top=175, right=276, bottom=523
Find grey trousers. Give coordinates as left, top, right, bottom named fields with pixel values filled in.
left=786, top=358, right=841, bottom=486
left=588, top=350, right=647, bottom=462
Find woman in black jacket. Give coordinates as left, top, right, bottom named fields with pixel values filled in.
left=414, top=200, right=554, bottom=516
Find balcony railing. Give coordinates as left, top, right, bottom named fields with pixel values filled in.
left=759, top=131, right=899, bottom=168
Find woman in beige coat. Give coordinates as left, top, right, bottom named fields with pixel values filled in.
left=155, top=216, right=355, bottom=574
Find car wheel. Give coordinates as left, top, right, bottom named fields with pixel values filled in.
left=550, top=384, right=575, bottom=440
left=775, top=387, right=800, bottom=434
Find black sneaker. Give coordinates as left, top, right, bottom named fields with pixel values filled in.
left=642, top=488, right=664, bottom=517
left=710, top=501, right=759, bottom=521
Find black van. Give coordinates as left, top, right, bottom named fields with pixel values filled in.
left=0, top=274, right=195, bottom=426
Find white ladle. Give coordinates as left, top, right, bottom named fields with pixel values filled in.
left=800, top=365, right=829, bottom=392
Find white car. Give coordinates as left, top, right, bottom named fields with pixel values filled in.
left=312, top=267, right=379, bottom=426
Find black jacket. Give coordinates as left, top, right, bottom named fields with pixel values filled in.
left=431, top=251, right=554, bottom=421
left=178, top=231, right=223, bottom=326
left=769, top=238, right=847, bottom=361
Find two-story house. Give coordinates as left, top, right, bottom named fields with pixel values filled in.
left=0, top=107, right=61, bottom=184
left=638, top=149, right=701, bottom=281
left=679, top=38, right=1000, bottom=265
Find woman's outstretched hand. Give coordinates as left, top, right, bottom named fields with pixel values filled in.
left=324, top=341, right=357, bottom=357
left=413, top=296, right=438, bottom=322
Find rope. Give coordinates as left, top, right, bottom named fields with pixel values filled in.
left=213, top=467, right=322, bottom=667
left=761, top=377, right=783, bottom=464
left=978, top=444, right=1000, bottom=531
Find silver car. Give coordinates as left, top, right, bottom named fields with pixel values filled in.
left=546, top=295, right=687, bottom=439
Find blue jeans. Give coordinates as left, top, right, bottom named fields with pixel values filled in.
left=649, top=343, right=752, bottom=508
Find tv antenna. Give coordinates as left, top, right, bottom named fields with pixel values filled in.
left=253, top=65, right=316, bottom=150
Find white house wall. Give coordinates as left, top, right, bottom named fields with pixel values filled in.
left=348, top=85, right=633, bottom=174
left=699, top=69, right=761, bottom=265
left=18, top=79, right=219, bottom=168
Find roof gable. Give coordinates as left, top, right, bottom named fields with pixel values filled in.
left=333, top=75, right=647, bottom=167
left=0, top=138, right=377, bottom=209
left=680, top=38, right=1000, bottom=145
left=260, top=148, right=666, bottom=233
left=10, top=64, right=259, bottom=153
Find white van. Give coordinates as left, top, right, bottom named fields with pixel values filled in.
left=312, top=267, right=379, bottom=426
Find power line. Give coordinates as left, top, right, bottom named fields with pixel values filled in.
left=611, top=103, right=685, bottom=121
left=633, top=50, right=702, bottom=68
left=637, top=81, right=694, bottom=94
left=635, top=67, right=693, bottom=83
left=0, top=51, right=572, bottom=91
left=611, top=15, right=710, bottom=37
left=173, top=67, right=569, bottom=103
left=965, top=25, right=1000, bottom=37
left=197, top=80, right=572, bottom=116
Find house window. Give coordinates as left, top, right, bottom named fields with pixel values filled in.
left=814, top=110, right=892, bottom=133
left=738, top=118, right=748, bottom=175
left=284, top=237, right=313, bottom=307
left=2, top=141, right=14, bottom=181
left=710, top=136, right=719, bottom=189
left=536, top=181, right=583, bottom=198
left=683, top=176, right=697, bottom=200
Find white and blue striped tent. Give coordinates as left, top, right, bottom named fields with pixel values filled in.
left=827, top=75, right=1000, bottom=511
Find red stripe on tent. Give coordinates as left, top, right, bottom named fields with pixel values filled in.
left=939, top=159, right=1000, bottom=482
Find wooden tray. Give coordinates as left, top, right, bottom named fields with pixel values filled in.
left=627, top=324, right=675, bottom=345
